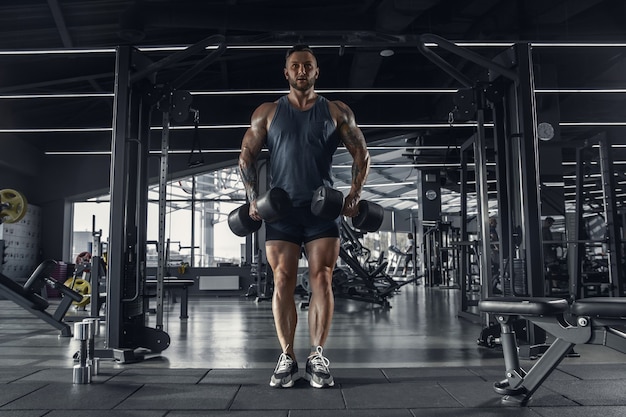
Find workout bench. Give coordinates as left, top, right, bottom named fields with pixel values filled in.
left=479, top=296, right=626, bottom=406
left=0, top=260, right=82, bottom=337
left=145, top=278, right=194, bottom=319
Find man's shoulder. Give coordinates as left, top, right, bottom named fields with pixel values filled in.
left=252, top=101, right=279, bottom=119
left=326, top=99, right=353, bottom=121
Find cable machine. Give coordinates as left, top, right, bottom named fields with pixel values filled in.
left=104, top=35, right=225, bottom=362
left=418, top=35, right=547, bottom=351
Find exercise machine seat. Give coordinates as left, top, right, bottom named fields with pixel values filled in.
left=571, top=297, right=626, bottom=318
left=0, top=272, right=49, bottom=310
left=23, top=259, right=58, bottom=293
left=479, top=297, right=569, bottom=316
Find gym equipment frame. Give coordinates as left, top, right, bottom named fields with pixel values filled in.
left=479, top=296, right=626, bottom=406
left=418, top=35, right=548, bottom=352
left=0, top=260, right=82, bottom=337
left=569, top=133, right=624, bottom=299
left=105, top=35, right=225, bottom=362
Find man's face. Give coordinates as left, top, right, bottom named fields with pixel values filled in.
left=284, top=51, right=319, bottom=91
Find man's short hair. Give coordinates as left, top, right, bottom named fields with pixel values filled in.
left=285, top=44, right=315, bottom=61
left=545, top=217, right=555, bottom=225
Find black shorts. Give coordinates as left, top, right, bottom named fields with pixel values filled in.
left=265, top=205, right=340, bottom=245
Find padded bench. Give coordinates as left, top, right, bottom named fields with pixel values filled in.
left=479, top=296, right=626, bottom=406
left=0, top=260, right=83, bottom=336
left=145, top=278, right=194, bottom=319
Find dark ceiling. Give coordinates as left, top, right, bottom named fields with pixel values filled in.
left=1, top=0, right=626, bottom=213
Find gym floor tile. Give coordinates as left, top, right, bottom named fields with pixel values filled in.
left=107, top=368, right=209, bottom=384
left=0, top=411, right=49, bottom=417
left=115, top=384, right=239, bottom=410
left=0, top=367, right=43, bottom=383
left=290, top=410, right=414, bottom=417
left=2, top=383, right=142, bottom=410
left=531, top=406, right=626, bottom=417
left=542, top=379, right=626, bottom=406
left=0, top=383, right=47, bottom=408
left=200, top=368, right=275, bottom=385
left=15, top=367, right=79, bottom=383
left=0, top=359, right=39, bottom=367
left=327, top=367, right=388, bottom=384
left=229, top=382, right=346, bottom=410
left=167, top=412, right=288, bottom=417
left=437, top=380, right=576, bottom=408
left=45, top=411, right=166, bottom=417
left=557, top=363, right=626, bottom=380
left=468, top=365, right=578, bottom=383
left=341, top=380, right=460, bottom=409
left=382, top=366, right=482, bottom=381
left=409, top=408, right=543, bottom=416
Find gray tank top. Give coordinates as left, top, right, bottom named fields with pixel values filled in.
left=267, top=95, right=339, bottom=206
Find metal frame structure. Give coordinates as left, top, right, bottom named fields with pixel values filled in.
left=569, top=132, right=624, bottom=299
left=105, top=36, right=226, bottom=362
left=418, top=36, right=547, bottom=347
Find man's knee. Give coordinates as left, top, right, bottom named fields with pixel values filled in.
left=273, top=274, right=297, bottom=294
left=308, top=272, right=333, bottom=293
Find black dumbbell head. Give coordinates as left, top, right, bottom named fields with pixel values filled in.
left=257, top=188, right=292, bottom=223
left=311, top=186, right=344, bottom=220
left=352, top=200, right=384, bottom=232
left=228, top=203, right=262, bottom=236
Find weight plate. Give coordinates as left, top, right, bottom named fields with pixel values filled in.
left=0, top=189, right=28, bottom=224
left=64, top=278, right=92, bottom=307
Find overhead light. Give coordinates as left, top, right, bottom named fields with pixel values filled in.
left=536, top=89, right=626, bottom=93
left=380, top=49, right=394, bottom=57
left=335, top=182, right=414, bottom=189
left=7, top=41, right=626, bottom=57
left=0, top=93, right=113, bottom=99
left=44, top=149, right=251, bottom=156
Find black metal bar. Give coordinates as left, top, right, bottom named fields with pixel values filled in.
left=417, top=34, right=518, bottom=87
left=474, top=104, right=493, bottom=301
left=514, top=44, right=544, bottom=298
left=598, top=133, right=624, bottom=296
left=459, top=136, right=473, bottom=315
left=570, top=146, right=586, bottom=299
left=106, top=46, right=132, bottom=350
left=492, top=98, right=511, bottom=275
left=130, top=34, right=226, bottom=84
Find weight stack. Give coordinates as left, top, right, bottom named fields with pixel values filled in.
left=512, top=258, right=527, bottom=296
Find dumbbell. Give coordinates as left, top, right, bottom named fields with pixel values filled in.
left=311, top=186, right=384, bottom=232
left=228, top=188, right=292, bottom=236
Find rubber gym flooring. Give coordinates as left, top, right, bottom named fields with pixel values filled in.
left=0, top=283, right=625, bottom=416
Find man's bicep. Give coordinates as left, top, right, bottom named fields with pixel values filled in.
left=241, top=106, right=270, bottom=159
left=241, top=128, right=265, bottom=159
left=340, top=123, right=368, bottom=160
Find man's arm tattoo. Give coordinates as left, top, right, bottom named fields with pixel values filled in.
left=239, top=149, right=259, bottom=202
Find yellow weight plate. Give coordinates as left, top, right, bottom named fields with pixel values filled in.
left=0, top=189, right=28, bottom=224
left=64, top=278, right=92, bottom=307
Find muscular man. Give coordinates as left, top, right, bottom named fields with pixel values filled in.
left=238, top=45, right=370, bottom=388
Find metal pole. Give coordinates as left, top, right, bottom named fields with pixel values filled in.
left=474, top=104, right=493, bottom=302
left=515, top=43, right=545, bottom=297
left=155, top=110, right=170, bottom=330
left=598, top=133, right=624, bottom=296
left=106, top=46, right=132, bottom=349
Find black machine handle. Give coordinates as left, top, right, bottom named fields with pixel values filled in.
left=43, top=277, right=83, bottom=303
left=22, top=259, right=83, bottom=303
